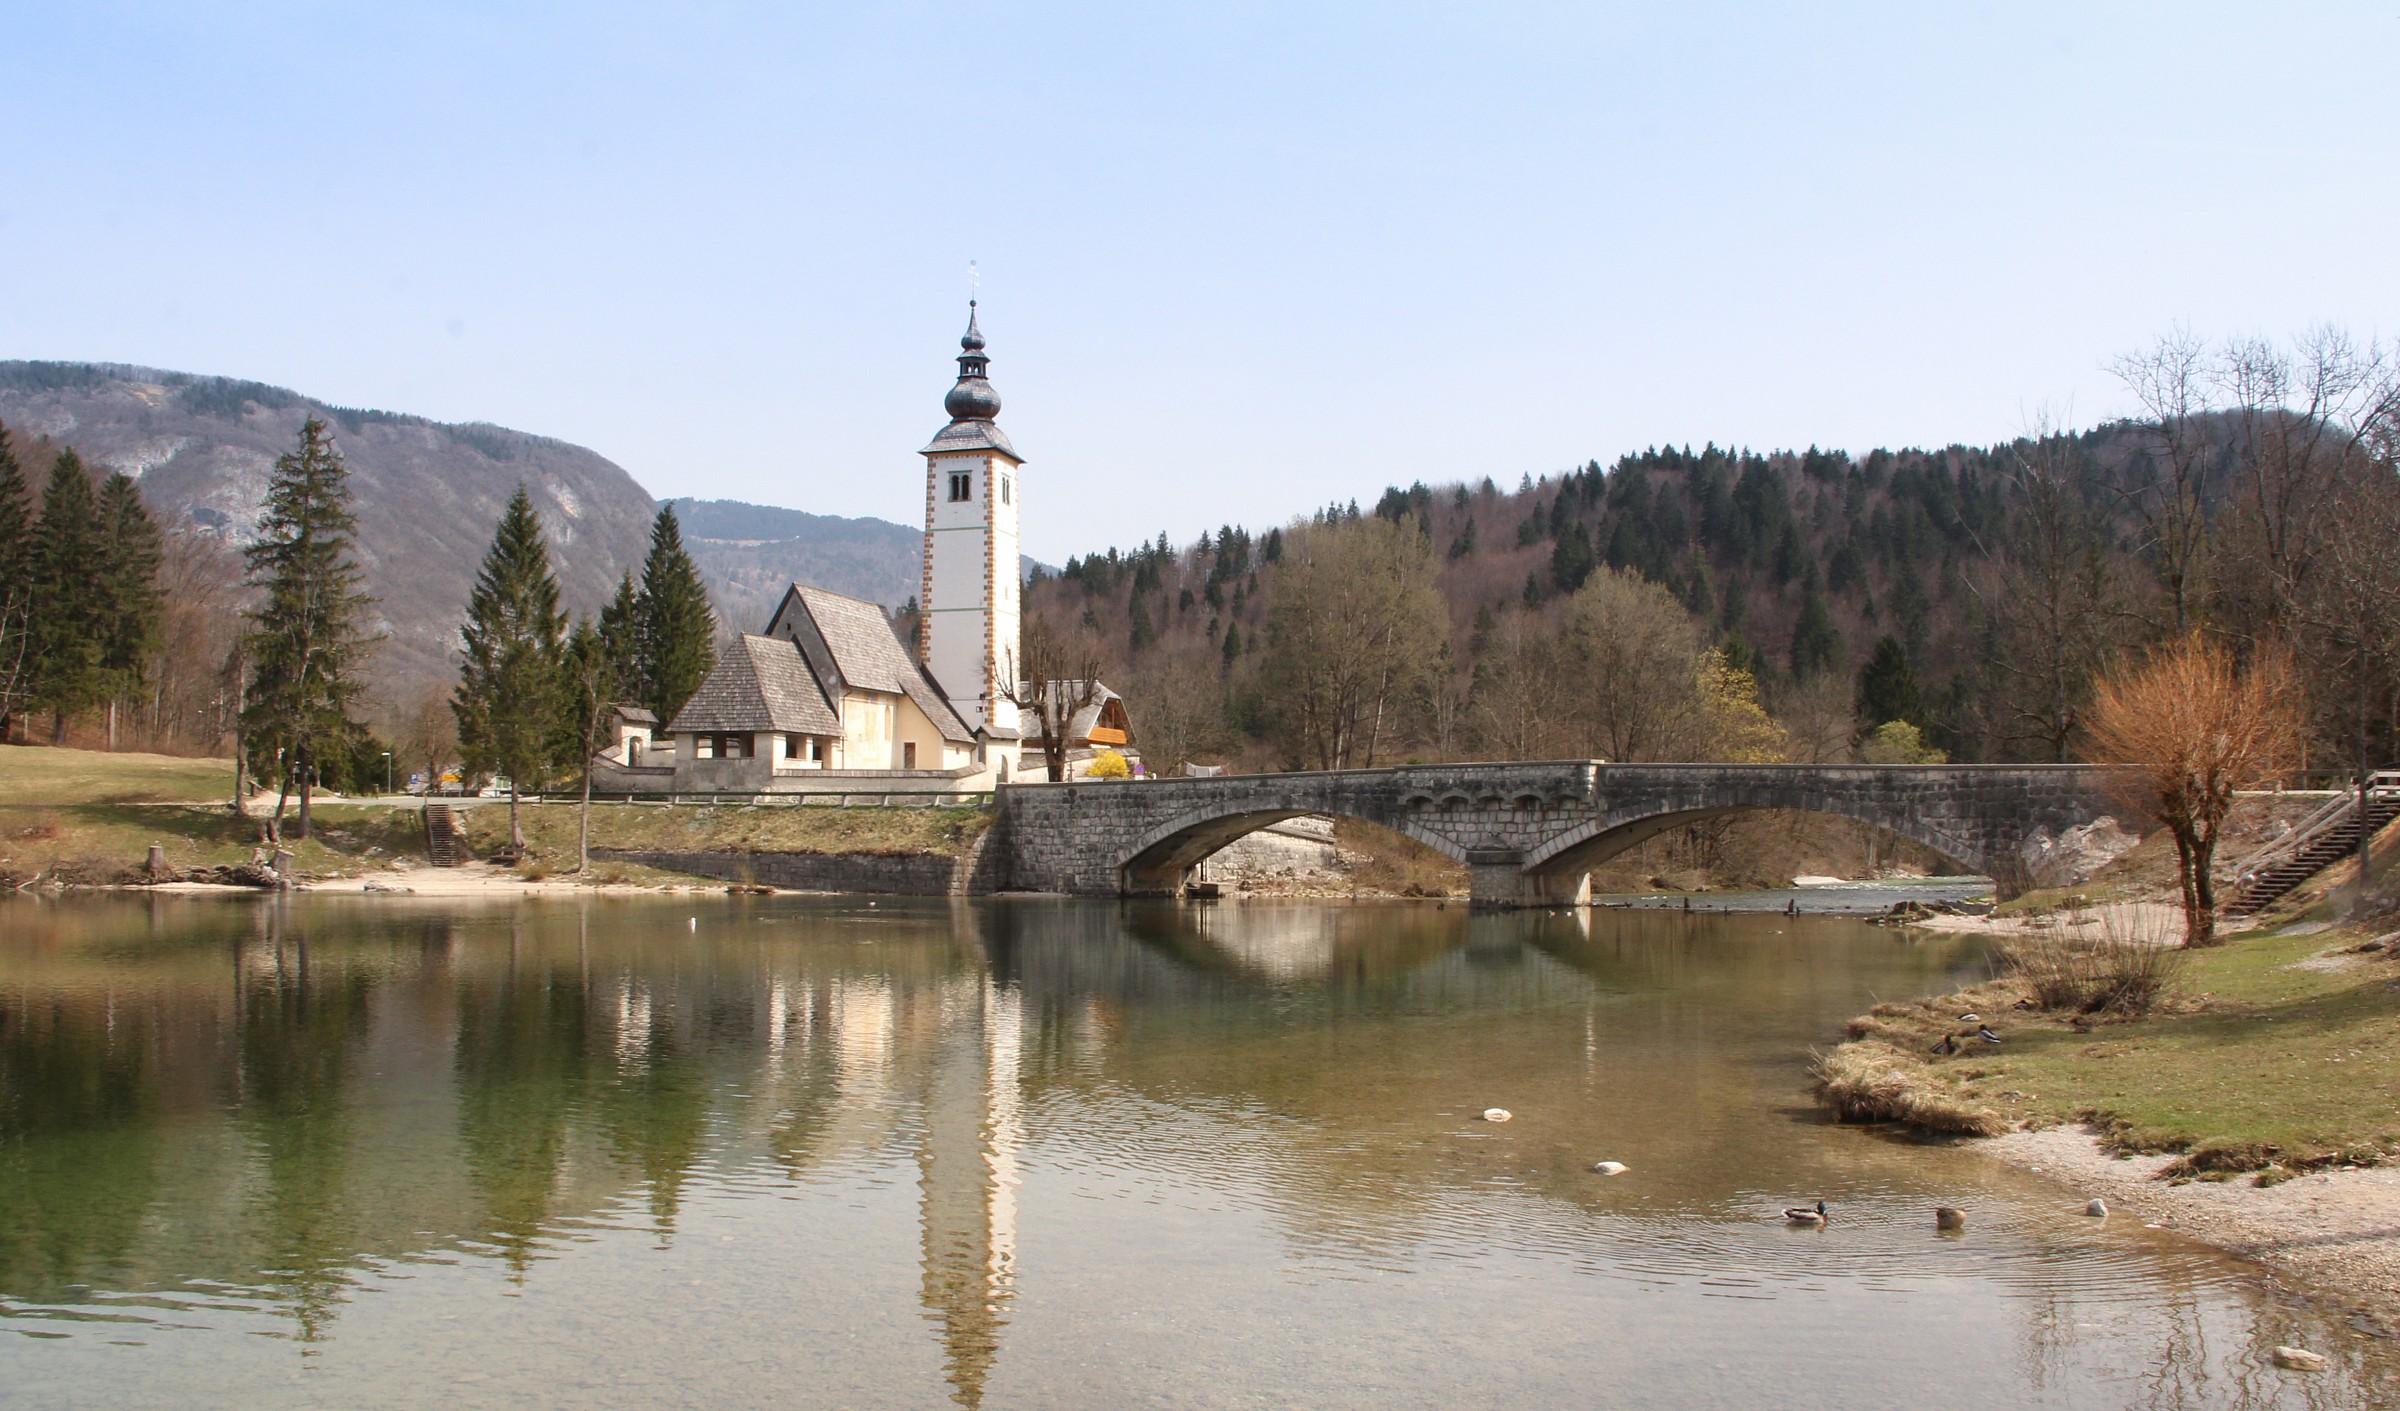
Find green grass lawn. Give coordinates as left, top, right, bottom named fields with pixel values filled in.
left=0, top=743, right=242, bottom=806
left=1961, top=930, right=2400, bottom=1168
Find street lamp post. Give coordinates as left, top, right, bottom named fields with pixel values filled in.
left=382, top=751, right=393, bottom=798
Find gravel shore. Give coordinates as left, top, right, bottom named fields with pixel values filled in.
left=1987, top=1126, right=2400, bottom=1335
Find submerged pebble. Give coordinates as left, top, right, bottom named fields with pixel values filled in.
left=1935, top=1206, right=1967, bottom=1231
left=2085, top=1198, right=2109, bottom=1218
left=2271, top=1346, right=2327, bottom=1372
left=1481, top=1108, right=1512, bottom=1123
left=1592, top=1161, right=1629, bottom=1176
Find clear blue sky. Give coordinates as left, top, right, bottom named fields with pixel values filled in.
left=6, top=3, right=2396, bottom=562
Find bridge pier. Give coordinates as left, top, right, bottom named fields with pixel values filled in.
left=1468, top=850, right=1591, bottom=910
left=1121, top=863, right=1188, bottom=898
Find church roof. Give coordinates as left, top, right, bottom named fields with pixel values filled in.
left=666, top=634, right=841, bottom=736
left=921, top=418, right=1021, bottom=460
left=773, top=585, right=979, bottom=745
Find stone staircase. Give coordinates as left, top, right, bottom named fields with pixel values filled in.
left=422, top=803, right=467, bottom=867
left=2225, top=773, right=2400, bottom=918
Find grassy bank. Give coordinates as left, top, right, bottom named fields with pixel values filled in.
left=1820, top=819, right=2400, bottom=1177
left=453, top=799, right=991, bottom=862
left=3, top=798, right=993, bottom=887
left=0, top=802, right=423, bottom=885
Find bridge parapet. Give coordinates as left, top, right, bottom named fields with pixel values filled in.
left=994, top=762, right=2117, bottom=907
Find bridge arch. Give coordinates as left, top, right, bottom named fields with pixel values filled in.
left=1116, top=803, right=1468, bottom=893
left=1521, top=798, right=1990, bottom=881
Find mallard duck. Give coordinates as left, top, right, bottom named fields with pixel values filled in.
left=1976, top=1026, right=2003, bottom=1044
left=1783, top=1200, right=1828, bottom=1225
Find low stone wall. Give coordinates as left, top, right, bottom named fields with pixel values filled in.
left=594, top=848, right=966, bottom=895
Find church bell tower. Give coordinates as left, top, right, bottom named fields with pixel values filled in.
left=919, top=303, right=1022, bottom=734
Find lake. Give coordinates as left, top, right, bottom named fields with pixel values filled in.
left=0, top=893, right=2389, bottom=1408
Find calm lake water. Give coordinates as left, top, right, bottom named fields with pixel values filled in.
left=0, top=894, right=2390, bottom=1409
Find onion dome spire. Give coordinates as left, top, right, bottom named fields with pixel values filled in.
left=944, top=300, right=1002, bottom=422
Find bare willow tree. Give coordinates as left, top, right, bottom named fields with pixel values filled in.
left=1002, top=615, right=1105, bottom=782
left=2085, top=635, right=2303, bottom=943
left=1259, top=517, right=1444, bottom=770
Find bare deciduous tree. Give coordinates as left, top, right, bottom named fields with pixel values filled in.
left=1001, top=616, right=1105, bottom=782
left=1121, top=654, right=1227, bottom=778
left=1470, top=607, right=1562, bottom=760
left=2109, top=331, right=2217, bottom=634
left=1555, top=567, right=1702, bottom=761
left=1967, top=424, right=2121, bottom=761
left=2085, top=634, right=2303, bottom=943
left=1259, top=518, right=1444, bottom=770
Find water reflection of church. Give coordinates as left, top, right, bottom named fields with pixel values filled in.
left=773, top=966, right=1026, bottom=1406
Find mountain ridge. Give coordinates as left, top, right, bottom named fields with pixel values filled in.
left=0, top=362, right=941, bottom=704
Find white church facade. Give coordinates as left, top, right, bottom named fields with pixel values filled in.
left=598, top=306, right=1120, bottom=796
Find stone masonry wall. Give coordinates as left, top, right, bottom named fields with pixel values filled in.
left=997, top=763, right=2118, bottom=904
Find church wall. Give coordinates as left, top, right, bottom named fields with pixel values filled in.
left=924, top=450, right=997, bottom=725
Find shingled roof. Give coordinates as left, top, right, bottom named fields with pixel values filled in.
left=921, top=419, right=1020, bottom=460
left=665, top=634, right=841, bottom=736
left=771, top=585, right=979, bottom=745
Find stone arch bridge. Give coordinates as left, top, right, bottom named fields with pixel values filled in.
left=995, top=762, right=2117, bottom=907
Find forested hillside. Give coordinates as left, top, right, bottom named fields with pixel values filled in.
left=1031, top=331, right=2400, bottom=787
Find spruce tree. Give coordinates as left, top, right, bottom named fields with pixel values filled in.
left=1787, top=588, right=1842, bottom=682
left=454, top=486, right=567, bottom=851
left=242, top=417, right=377, bottom=841
left=596, top=572, right=644, bottom=707
left=94, top=471, right=164, bottom=746
left=0, top=425, right=31, bottom=738
left=635, top=505, right=715, bottom=724
left=1854, top=634, right=1922, bottom=732
left=29, top=450, right=105, bottom=741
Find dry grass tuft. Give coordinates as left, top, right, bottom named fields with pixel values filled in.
left=2003, top=908, right=2185, bottom=1016
left=1813, top=1041, right=2009, bottom=1136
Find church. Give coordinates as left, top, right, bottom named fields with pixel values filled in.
left=607, top=306, right=1127, bottom=795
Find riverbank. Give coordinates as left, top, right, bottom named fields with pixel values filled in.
left=1817, top=816, right=2400, bottom=1332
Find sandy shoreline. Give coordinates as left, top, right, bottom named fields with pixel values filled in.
left=139, top=861, right=723, bottom=899
left=1983, top=1126, right=2400, bottom=1334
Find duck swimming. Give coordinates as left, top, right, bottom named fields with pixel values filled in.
left=1783, top=1201, right=1829, bottom=1225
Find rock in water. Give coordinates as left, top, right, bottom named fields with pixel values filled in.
left=1592, top=1161, right=1629, bottom=1176
left=2271, top=1346, right=2327, bottom=1371
left=1935, top=1206, right=1967, bottom=1232
left=2084, top=1198, right=2108, bottom=1218
left=1481, top=1108, right=1512, bottom=1123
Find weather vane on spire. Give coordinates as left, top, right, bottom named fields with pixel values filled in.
left=968, top=259, right=979, bottom=308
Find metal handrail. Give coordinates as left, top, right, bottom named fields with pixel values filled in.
left=2233, top=771, right=2400, bottom=887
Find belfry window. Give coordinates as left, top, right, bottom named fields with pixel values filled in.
left=948, top=471, right=971, bottom=502
left=1000, top=473, right=1011, bottom=505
